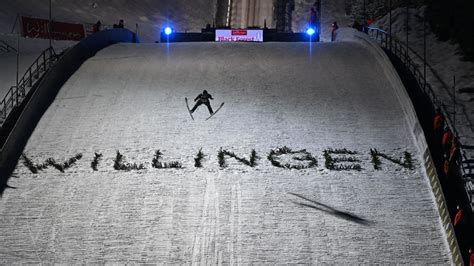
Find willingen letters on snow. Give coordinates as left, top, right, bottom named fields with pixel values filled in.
left=21, top=146, right=414, bottom=174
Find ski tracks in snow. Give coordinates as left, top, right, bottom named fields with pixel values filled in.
left=191, top=173, right=221, bottom=265
left=191, top=173, right=244, bottom=265
left=228, top=182, right=242, bottom=265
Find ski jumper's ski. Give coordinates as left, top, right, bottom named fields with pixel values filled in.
left=185, top=97, right=194, bottom=120
left=205, top=102, right=224, bottom=121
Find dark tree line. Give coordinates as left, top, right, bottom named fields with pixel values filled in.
left=347, top=0, right=474, bottom=60
left=427, top=0, right=474, bottom=60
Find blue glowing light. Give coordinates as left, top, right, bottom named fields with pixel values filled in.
left=164, top=27, right=173, bottom=35
left=306, top=27, right=316, bottom=36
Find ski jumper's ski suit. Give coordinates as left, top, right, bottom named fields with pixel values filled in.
left=191, top=91, right=214, bottom=114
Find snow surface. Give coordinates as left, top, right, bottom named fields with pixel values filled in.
left=0, top=38, right=451, bottom=263
left=373, top=7, right=474, bottom=159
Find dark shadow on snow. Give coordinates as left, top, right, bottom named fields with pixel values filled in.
left=289, top=192, right=374, bottom=226
left=0, top=167, right=17, bottom=196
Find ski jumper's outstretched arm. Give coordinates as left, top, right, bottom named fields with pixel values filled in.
left=194, top=94, right=201, bottom=101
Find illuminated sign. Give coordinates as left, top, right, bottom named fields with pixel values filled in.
left=215, top=29, right=263, bottom=42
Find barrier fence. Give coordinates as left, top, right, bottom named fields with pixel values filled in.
left=368, top=27, right=474, bottom=213
left=0, top=47, right=58, bottom=126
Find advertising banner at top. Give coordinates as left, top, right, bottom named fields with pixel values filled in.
left=22, top=16, right=85, bottom=41
left=215, top=29, right=263, bottom=42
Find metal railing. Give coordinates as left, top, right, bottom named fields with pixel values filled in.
left=0, top=47, right=57, bottom=126
left=367, top=27, right=474, bottom=211
left=0, top=40, right=17, bottom=53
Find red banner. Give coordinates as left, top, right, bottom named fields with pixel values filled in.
left=231, top=30, right=247, bottom=36
left=22, top=16, right=85, bottom=41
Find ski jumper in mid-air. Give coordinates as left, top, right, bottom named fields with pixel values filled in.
left=191, top=90, right=214, bottom=114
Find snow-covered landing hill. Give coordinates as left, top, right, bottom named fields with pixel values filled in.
left=0, top=38, right=451, bottom=263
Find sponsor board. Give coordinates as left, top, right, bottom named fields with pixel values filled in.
left=216, top=29, right=263, bottom=42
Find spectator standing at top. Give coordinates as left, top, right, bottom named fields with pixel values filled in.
left=331, top=22, right=338, bottom=42
left=203, top=23, right=212, bottom=32
left=114, top=19, right=124, bottom=29
left=362, top=18, right=374, bottom=34
left=92, top=20, right=101, bottom=33
left=367, top=18, right=375, bottom=26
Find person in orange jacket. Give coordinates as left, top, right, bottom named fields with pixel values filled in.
left=433, top=108, right=444, bottom=141
left=433, top=109, right=444, bottom=130
left=441, top=127, right=453, bottom=155
left=469, top=248, right=474, bottom=266
left=454, top=205, right=463, bottom=227
left=443, top=159, right=450, bottom=175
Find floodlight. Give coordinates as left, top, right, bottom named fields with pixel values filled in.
left=306, top=28, right=316, bottom=36
left=164, top=27, right=173, bottom=35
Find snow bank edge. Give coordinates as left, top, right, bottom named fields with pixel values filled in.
left=335, top=27, right=461, bottom=265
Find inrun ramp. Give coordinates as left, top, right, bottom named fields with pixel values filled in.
left=0, top=40, right=451, bottom=263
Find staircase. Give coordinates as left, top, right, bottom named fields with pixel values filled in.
left=0, top=47, right=59, bottom=145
